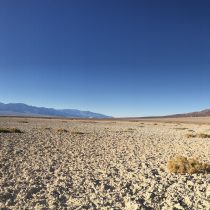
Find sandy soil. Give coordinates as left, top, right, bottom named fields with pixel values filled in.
left=0, top=117, right=210, bottom=209
left=131, top=117, right=210, bottom=125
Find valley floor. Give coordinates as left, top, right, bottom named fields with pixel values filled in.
left=0, top=117, right=210, bottom=209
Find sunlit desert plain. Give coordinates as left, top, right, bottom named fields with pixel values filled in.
left=0, top=117, right=210, bottom=209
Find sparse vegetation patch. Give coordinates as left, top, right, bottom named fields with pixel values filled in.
left=0, top=128, right=23, bottom=133
left=175, top=127, right=188, bottom=130
left=127, top=128, right=135, bottom=131
left=186, top=133, right=210, bottom=138
left=186, top=133, right=196, bottom=138
left=197, top=133, right=210, bottom=138
left=18, top=120, right=29, bottom=123
left=81, top=121, right=98, bottom=123
left=120, top=128, right=136, bottom=132
left=167, top=156, right=209, bottom=174
left=56, top=128, right=68, bottom=133
left=71, top=131, right=86, bottom=135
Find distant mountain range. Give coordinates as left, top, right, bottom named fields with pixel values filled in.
left=166, top=109, right=210, bottom=118
left=0, top=102, right=209, bottom=119
left=140, top=109, right=210, bottom=119
left=0, top=102, right=111, bottom=118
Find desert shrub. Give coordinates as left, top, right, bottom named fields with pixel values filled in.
left=167, top=156, right=209, bottom=174
left=0, top=128, right=23, bottom=133
left=121, top=128, right=135, bottom=132
left=18, top=120, right=29, bottom=123
left=127, top=128, right=135, bottom=131
left=186, top=133, right=196, bottom=138
left=197, top=133, right=210, bottom=138
left=81, top=121, right=98, bottom=123
left=71, top=131, right=85, bottom=135
left=175, top=127, right=188, bottom=130
left=56, top=128, right=68, bottom=133
left=154, top=123, right=158, bottom=125
left=186, top=133, right=210, bottom=138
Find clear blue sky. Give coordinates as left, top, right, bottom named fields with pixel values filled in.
left=0, top=0, right=210, bottom=117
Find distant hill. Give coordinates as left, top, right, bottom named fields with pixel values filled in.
left=0, top=102, right=111, bottom=118
left=119, top=109, right=210, bottom=120
left=166, top=109, right=210, bottom=118
left=139, top=109, right=210, bottom=119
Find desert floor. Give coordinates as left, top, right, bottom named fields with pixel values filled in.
left=0, top=117, right=210, bottom=210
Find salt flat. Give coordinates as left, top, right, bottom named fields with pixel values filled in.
left=0, top=117, right=209, bottom=209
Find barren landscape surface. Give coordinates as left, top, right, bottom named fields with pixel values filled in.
left=0, top=117, right=210, bottom=209
left=133, top=117, right=210, bottom=125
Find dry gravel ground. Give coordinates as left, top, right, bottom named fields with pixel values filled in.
left=0, top=117, right=210, bottom=210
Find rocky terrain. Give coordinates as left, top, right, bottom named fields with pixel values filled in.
left=0, top=117, right=210, bottom=209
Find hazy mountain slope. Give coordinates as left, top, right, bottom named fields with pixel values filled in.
left=0, top=102, right=111, bottom=118
left=166, top=109, right=210, bottom=118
